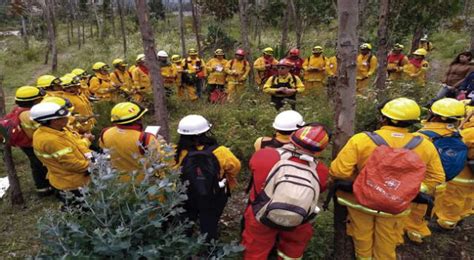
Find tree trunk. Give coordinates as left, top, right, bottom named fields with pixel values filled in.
left=333, top=0, right=359, bottom=258
left=45, top=0, right=57, bottom=72
left=410, top=27, right=423, bottom=54
left=117, top=0, right=127, bottom=58
left=280, top=0, right=290, bottom=54
left=92, top=3, right=102, bottom=39
left=21, top=16, right=29, bottom=49
left=238, top=0, right=254, bottom=85
left=111, top=0, right=116, bottom=37
left=190, top=0, right=202, bottom=56
left=66, top=18, right=71, bottom=45
left=0, top=79, right=24, bottom=205
left=178, top=0, right=186, bottom=57
left=374, top=0, right=390, bottom=100
left=82, top=20, right=86, bottom=44
left=289, top=0, right=303, bottom=48
left=357, top=0, right=368, bottom=38
left=135, top=0, right=170, bottom=141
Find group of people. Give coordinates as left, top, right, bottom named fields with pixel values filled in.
left=1, top=37, right=474, bottom=259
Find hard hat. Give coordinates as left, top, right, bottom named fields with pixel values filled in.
left=171, top=54, right=181, bottom=62
left=30, top=102, right=70, bottom=122
left=312, top=46, right=323, bottom=53
left=413, top=48, right=427, bottom=56
left=393, top=43, right=404, bottom=50
left=92, top=62, right=108, bottom=70
left=235, top=48, right=246, bottom=56
left=177, top=114, right=212, bottom=135
left=36, top=75, right=61, bottom=88
left=290, top=125, right=330, bottom=154
left=60, top=74, right=80, bottom=88
left=15, top=86, right=45, bottom=102
left=420, top=36, right=428, bottom=42
left=188, top=48, right=198, bottom=55
left=136, top=54, right=145, bottom=62
left=276, top=59, right=293, bottom=67
left=360, top=43, right=372, bottom=50
left=263, top=47, right=274, bottom=55
left=41, top=96, right=74, bottom=112
left=71, top=68, right=86, bottom=76
left=380, top=98, right=420, bottom=121
left=112, top=58, right=127, bottom=66
left=157, top=50, right=169, bottom=58
left=214, top=49, right=225, bottom=56
left=110, top=102, right=148, bottom=124
left=430, top=98, right=465, bottom=119
left=289, top=48, right=300, bottom=56
left=272, top=110, right=305, bottom=131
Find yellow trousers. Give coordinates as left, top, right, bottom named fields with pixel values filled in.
left=356, top=78, right=369, bottom=95
left=178, top=84, right=198, bottom=101
left=435, top=183, right=474, bottom=229
left=303, top=81, right=324, bottom=95
left=404, top=203, right=431, bottom=243
left=347, top=207, right=404, bottom=260
left=227, top=82, right=245, bottom=101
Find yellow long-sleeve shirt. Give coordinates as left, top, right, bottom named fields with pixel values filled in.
left=303, top=55, right=327, bottom=82
left=61, top=92, right=95, bottom=133
left=110, top=69, right=134, bottom=93
left=263, top=74, right=305, bottom=97
left=206, top=58, right=228, bottom=85
left=89, top=73, right=114, bottom=100
left=326, top=56, right=338, bottom=77
left=253, top=56, right=278, bottom=85
left=160, top=63, right=178, bottom=86
left=403, top=60, right=429, bottom=86
left=357, top=53, right=378, bottom=80
left=18, top=109, right=39, bottom=139
left=225, top=59, right=250, bottom=83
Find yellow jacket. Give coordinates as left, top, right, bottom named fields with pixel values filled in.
left=19, top=110, right=39, bottom=139
left=110, top=69, right=134, bottom=93
left=61, top=92, right=95, bottom=133
left=303, top=55, right=327, bottom=82
left=79, top=79, right=91, bottom=97
left=132, top=66, right=152, bottom=93
left=173, top=61, right=184, bottom=86
left=225, top=59, right=250, bottom=83
left=254, top=132, right=291, bottom=151
left=455, top=120, right=474, bottom=186
left=33, top=126, right=90, bottom=190
left=356, top=53, right=378, bottom=80
left=330, top=126, right=445, bottom=215
left=45, top=90, right=65, bottom=98
left=89, top=73, right=114, bottom=100
left=182, top=57, right=206, bottom=77
left=326, top=56, right=338, bottom=77
left=403, top=60, right=429, bottom=86
left=160, top=63, right=178, bottom=86
left=99, top=125, right=160, bottom=182
left=263, top=74, right=305, bottom=97
left=206, top=58, right=228, bottom=85
left=176, top=145, right=241, bottom=191
left=253, top=56, right=278, bottom=85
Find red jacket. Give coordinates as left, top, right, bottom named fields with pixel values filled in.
left=248, top=148, right=329, bottom=202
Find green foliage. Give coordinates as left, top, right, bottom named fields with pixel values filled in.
left=198, top=0, right=239, bottom=21
left=297, top=0, right=336, bottom=27
left=148, top=0, right=166, bottom=20
left=37, top=142, right=243, bottom=258
left=203, top=25, right=238, bottom=54
left=259, top=0, right=286, bottom=27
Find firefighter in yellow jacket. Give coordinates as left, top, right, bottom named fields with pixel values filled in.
left=157, top=50, right=178, bottom=97
left=403, top=48, right=429, bottom=87
left=206, top=49, right=228, bottom=97
left=225, top=48, right=250, bottom=101
left=330, top=98, right=444, bottom=260
left=403, top=98, right=465, bottom=243
left=36, top=75, right=63, bottom=97
left=71, top=68, right=91, bottom=98
left=356, top=43, right=378, bottom=94
left=387, top=44, right=409, bottom=81
left=179, top=49, right=205, bottom=101
left=110, top=58, right=134, bottom=99
left=89, top=62, right=115, bottom=101
left=30, top=102, right=91, bottom=204
left=253, top=47, right=278, bottom=89
left=303, top=46, right=327, bottom=93
left=171, top=55, right=184, bottom=89
left=132, top=54, right=152, bottom=101
left=434, top=103, right=474, bottom=230
left=100, top=102, right=161, bottom=182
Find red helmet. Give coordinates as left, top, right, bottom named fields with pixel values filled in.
left=289, top=48, right=300, bottom=56
left=276, top=59, right=294, bottom=67
left=290, top=125, right=330, bottom=154
left=235, top=49, right=246, bottom=56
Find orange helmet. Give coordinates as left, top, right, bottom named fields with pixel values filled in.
left=289, top=48, right=300, bottom=56
left=290, top=125, right=330, bottom=154
left=235, top=48, right=246, bottom=56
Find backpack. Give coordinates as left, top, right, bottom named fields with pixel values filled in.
left=353, top=132, right=426, bottom=215
left=181, top=145, right=224, bottom=200
left=251, top=148, right=321, bottom=230
left=209, top=88, right=227, bottom=104
left=419, top=130, right=468, bottom=181
left=181, top=58, right=198, bottom=85
left=0, top=107, right=32, bottom=147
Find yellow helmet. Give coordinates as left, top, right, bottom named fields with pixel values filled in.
left=112, top=58, right=127, bottom=67
left=413, top=48, right=427, bottom=56
left=312, top=46, right=323, bottom=53
left=92, top=62, right=108, bottom=70
left=60, top=73, right=80, bottom=88
left=430, top=98, right=465, bottom=119
left=393, top=43, right=404, bottom=50
left=15, top=86, right=45, bottom=102
left=41, top=96, right=74, bottom=112
left=37, top=75, right=60, bottom=88
left=360, top=43, right=372, bottom=50
left=381, top=97, right=420, bottom=121
left=214, top=49, right=224, bottom=56
left=71, top=68, right=85, bottom=76
left=110, top=102, right=148, bottom=124
left=136, top=54, right=145, bottom=62
left=188, top=48, right=198, bottom=55
left=171, top=54, right=181, bottom=63
left=263, top=47, right=274, bottom=55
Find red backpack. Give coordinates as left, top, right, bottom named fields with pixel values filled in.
left=0, top=107, right=32, bottom=147
left=353, top=132, right=426, bottom=214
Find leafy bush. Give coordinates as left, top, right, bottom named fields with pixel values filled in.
left=37, top=141, right=242, bottom=258
left=203, top=25, right=237, bottom=54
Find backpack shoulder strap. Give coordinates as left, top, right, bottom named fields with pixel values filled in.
left=419, top=130, right=441, bottom=140
left=138, top=132, right=152, bottom=155
left=364, top=131, right=389, bottom=146
left=291, top=74, right=297, bottom=88
left=230, top=59, right=235, bottom=70
left=403, top=136, right=423, bottom=150
left=114, top=71, right=122, bottom=84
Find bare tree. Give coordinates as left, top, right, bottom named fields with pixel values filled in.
left=410, top=27, right=423, bottom=54
left=111, top=0, right=117, bottom=37
left=332, top=0, right=359, bottom=258
left=0, top=78, right=24, bottom=205
left=280, top=0, right=290, bottom=53
left=21, top=15, right=29, bottom=49
left=178, top=0, right=186, bottom=56
left=238, top=0, right=254, bottom=84
left=44, top=0, right=58, bottom=72
left=92, top=2, right=102, bottom=39
left=190, top=0, right=202, bottom=55
left=374, top=0, right=390, bottom=100
left=117, top=0, right=128, bottom=58
left=289, top=0, right=303, bottom=48
left=135, top=0, right=170, bottom=141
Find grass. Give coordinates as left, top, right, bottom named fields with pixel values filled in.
left=0, top=15, right=473, bottom=258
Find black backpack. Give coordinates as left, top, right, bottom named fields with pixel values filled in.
left=181, top=145, right=222, bottom=198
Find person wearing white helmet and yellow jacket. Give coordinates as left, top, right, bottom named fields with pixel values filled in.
left=110, top=58, right=134, bottom=98
left=89, top=62, right=115, bottom=101
left=253, top=47, right=278, bottom=90
left=303, top=46, right=327, bottom=93
left=403, top=48, right=429, bottom=87
left=157, top=50, right=178, bottom=97
left=356, top=43, right=378, bottom=94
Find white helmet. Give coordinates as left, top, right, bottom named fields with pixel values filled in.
left=157, top=50, right=169, bottom=58
left=177, top=115, right=212, bottom=135
left=272, top=110, right=305, bottom=131
left=30, top=102, right=70, bottom=122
